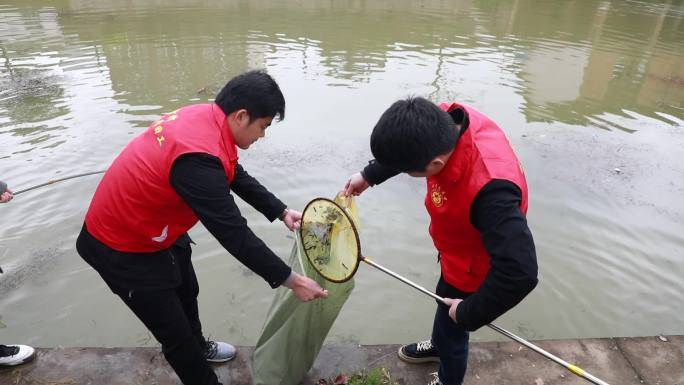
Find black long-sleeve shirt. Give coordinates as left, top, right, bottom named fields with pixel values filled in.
left=360, top=116, right=537, bottom=331
left=169, top=154, right=292, bottom=288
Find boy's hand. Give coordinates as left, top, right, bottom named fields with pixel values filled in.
left=279, top=209, right=302, bottom=231
left=0, top=188, right=13, bottom=204
left=343, top=172, right=369, bottom=196
left=442, top=297, right=462, bottom=323
left=283, top=272, right=329, bottom=302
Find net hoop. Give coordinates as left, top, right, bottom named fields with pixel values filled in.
left=299, top=197, right=362, bottom=283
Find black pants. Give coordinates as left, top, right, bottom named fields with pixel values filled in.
left=76, top=227, right=221, bottom=385
left=432, top=304, right=469, bottom=385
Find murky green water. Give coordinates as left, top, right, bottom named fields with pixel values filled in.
left=1, top=0, right=682, bottom=348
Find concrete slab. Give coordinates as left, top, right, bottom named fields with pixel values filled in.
left=0, top=347, right=254, bottom=385
left=303, top=344, right=439, bottom=384
left=0, top=347, right=179, bottom=385
left=0, top=336, right=681, bottom=385
left=303, top=339, right=638, bottom=385
left=616, top=335, right=684, bottom=385
left=461, top=338, right=638, bottom=385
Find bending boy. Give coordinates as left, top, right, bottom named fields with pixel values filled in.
left=78, top=70, right=328, bottom=385
left=343, top=97, right=538, bottom=385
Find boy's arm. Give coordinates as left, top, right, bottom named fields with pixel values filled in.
left=453, top=179, right=538, bottom=331
left=361, top=159, right=400, bottom=186
left=169, top=154, right=290, bottom=288
left=230, top=162, right=287, bottom=222
left=344, top=160, right=399, bottom=196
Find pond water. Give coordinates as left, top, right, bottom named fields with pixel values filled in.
left=0, top=0, right=682, bottom=347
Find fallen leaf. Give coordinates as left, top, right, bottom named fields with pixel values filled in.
left=535, top=378, right=545, bottom=385
left=333, top=374, right=348, bottom=385
left=658, top=335, right=668, bottom=342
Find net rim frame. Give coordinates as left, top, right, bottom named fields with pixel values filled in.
left=299, top=197, right=362, bottom=283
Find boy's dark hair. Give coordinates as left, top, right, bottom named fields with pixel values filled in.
left=215, top=70, right=285, bottom=121
left=370, top=96, right=457, bottom=172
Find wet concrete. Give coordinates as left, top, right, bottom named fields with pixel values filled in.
left=0, top=336, right=681, bottom=385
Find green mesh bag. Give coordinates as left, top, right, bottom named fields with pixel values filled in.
left=252, top=195, right=357, bottom=385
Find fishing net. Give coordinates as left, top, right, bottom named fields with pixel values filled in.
left=299, top=195, right=361, bottom=283
left=251, top=194, right=358, bottom=385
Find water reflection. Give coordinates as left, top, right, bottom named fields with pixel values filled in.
left=510, top=1, right=683, bottom=127
left=2, top=0, right=679, bottom=137
left=65, top=1, right=684, bottom=128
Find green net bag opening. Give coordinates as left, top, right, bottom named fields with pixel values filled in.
left=251, top=194, right=358, bottom=385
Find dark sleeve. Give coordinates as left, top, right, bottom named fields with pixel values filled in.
left=231, top=163, right=287, bottom=222
left=454, top=179, right=538, bottom=331
left=169, top=153, right=291, bottom=288
left=361, top=159, right=400, bottom=186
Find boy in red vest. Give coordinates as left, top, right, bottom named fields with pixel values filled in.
left=77, top=71, right=328, bottom=385
left=343, top=97, right=538, bottom=385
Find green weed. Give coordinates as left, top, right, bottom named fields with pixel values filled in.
left=316, top=367, right=396, bottom=385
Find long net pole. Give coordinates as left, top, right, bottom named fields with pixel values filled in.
left=4, top=170, right=107, bottom=195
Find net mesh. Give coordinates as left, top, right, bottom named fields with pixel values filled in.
left=300, top=196, right=360, bottom=282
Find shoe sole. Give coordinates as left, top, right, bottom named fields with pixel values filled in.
left=0, top=351, right=36, bottom=367
left=207, top=354, right=236, bottom=363
left=397, top=347, right=440, bottom=364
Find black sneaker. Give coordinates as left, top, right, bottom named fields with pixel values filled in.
left=397, top=339, right=440, bottom=363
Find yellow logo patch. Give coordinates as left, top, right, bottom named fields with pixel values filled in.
left=430, top=183, right=446, bottom=207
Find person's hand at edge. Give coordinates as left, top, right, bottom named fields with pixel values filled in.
left=343, top=172, right=369, bottom=196
left=0, top=185, right=13, bottom=204
left=1, top=181, right=13, bottom=272
left=282, top=272, right=329, bottom=302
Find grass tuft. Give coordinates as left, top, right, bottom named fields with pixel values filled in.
left=315, top=367, right=396, bottom=385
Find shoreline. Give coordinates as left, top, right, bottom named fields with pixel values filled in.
left=1, top=335, right=681, bottom=384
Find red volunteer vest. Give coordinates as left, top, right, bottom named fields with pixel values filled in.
left=426, top=103, right=528, bottom=292
left=85, top=104, right=238, bottom=252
